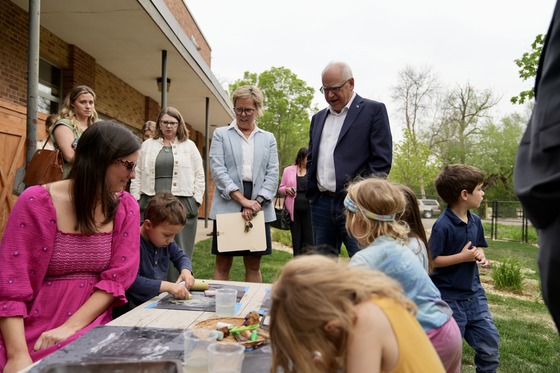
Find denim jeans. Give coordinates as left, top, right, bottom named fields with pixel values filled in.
left=310, top=194, right=360, bottom=257
left=446, top=293, right=500, bottom=373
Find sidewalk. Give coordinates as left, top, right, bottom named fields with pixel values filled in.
left=194, top=219, right=213, bottom=244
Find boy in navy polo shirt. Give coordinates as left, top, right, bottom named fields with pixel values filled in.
left=428, top=164, right=500, bottom=373
left=114, top=191, right=195, bottom=317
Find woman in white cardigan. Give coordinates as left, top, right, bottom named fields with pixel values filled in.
left=130, top=107, right=205, bottom=269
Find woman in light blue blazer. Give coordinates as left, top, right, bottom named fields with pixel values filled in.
left=209, top=85, right=279, bottom=283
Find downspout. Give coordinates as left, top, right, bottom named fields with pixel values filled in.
left=204, top=96, right=209, bottom=228
left=26, top=0, right=40, bottom=165
left=161, top=50, right=168, bottom=108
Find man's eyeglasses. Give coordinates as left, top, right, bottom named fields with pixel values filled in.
left=319, top=79, right=351, bottom=95
left=113, top=158, right=137, bottom=171
left=234, top=107, right=256, bottom=115
left=161, top=120, right=179, bottom=127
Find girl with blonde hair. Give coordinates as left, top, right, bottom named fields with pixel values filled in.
left=346, top=178, right=462, bottom=373
left=269, top=255, right=444, bottom=373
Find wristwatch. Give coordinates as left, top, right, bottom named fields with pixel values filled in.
left=255, top=195, right=267, bottom=206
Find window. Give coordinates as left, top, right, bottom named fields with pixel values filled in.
left=38, top=59, right=62, bottom=114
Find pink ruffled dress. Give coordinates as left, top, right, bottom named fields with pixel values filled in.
left=0, top=186, right=140, bottom=369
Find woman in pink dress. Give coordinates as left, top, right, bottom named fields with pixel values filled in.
left=0, top=121, right=141, bottom=373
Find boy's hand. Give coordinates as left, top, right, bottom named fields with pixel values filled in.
left=460, top=241, right=478, bottom=262
left=165, top=282, right=190, bottom=299
left=177, top=270, right=195, bottom=289
left=474, top=247, right=490, bottom=267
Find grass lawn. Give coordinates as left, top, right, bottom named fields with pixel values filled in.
left=191, top=237, right=293, bottom=283
left=192, top=232, right=560, bottom=372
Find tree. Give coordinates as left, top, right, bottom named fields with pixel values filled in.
left=472, top=112, right=527, bottom=200
left=391, top=65, right=440, bottom=139
left=229, top=67, right=316, bottom=170
left=390, top=65, right=440, bottom=196
left=389, top=129, right=440, bottom=198
left=512, top=34, right=545, bottom=105
left=431, top=83, right=499, bottom=165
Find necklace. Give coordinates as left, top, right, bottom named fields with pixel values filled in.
left=163, top=146, right=172, bottom=153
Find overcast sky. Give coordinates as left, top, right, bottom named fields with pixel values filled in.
left=186, top=0, right=556, bottom=137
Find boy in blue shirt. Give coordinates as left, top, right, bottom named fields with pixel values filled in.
left=428, top=164, right=500, bottom=373
left=115, top=191, right=195, bottom=317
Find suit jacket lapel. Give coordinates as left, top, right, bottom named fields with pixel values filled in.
left=226, top=127, right=244, bottom=183
left=252, top=131, right=264, bottom=182
left=313, top=110, right=329, bottom=159
left=338, top=94, right=364, bottom=142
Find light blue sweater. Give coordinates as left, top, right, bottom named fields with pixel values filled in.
left=350, top=236, right=452, bottom=331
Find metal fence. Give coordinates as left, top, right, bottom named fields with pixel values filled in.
left=474, top=200, right=533, bottom=243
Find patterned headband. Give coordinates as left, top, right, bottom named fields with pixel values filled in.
left=344, top=195, right=395, bottom=222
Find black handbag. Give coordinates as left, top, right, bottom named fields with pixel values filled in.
left=271, top=197, right=291, bottom=230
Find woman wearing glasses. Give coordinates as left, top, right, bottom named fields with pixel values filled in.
left=130, top=107, right=204, bottom=268
left=209, top=85, right=279, bottom=282
left=0, top=122, right=141, bottom=372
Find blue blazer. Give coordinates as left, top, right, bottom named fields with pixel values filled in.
left=209, top=125, right=279, bottom=222
left=306, top=94, right=392, bottom=212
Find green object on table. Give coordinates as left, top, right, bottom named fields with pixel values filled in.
left=250, top=330, right=258, bottom=341
left=229, top=324, right=259, bottom=333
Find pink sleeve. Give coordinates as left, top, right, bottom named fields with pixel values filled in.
left=94, top=191, right=140, bottom=306
left=278, top=166, right=292, bottom=195
left=0, top=187, right=57, bottom=317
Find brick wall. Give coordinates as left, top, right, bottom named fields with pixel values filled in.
left=0, top=1, right=151, bottom=130
left=96, top=64, right=146, bottom=127
left=0, top=1, right=30, bottom=107
left=163, top=0, right=212, bottom=67
left=145, top=97, right=160, bottom=122
left=0, top=1, right=212, bottom=141
left=40, top=26, right=70, bottom=69
left=63, top=46, right=96, bottom=97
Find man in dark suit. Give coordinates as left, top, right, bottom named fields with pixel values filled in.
left=306, top=61, right=392, bottom=257
left=514, top=2, right=560, bottom=332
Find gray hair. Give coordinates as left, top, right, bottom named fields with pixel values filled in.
left=322, top=61, right=353, bottom=80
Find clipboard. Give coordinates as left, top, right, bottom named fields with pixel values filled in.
left=216, top=212, right=267, bottom=252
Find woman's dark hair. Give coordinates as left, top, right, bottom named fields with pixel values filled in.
left=294, top=147, right=308, bottom=167
left=69, top=121, right=141, bottom=233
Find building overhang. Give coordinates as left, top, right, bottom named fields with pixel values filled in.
left=11, top=0, right=234, bottom=135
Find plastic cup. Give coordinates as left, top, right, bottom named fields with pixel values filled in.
left=215, top=288, right=237, bottom=317
left=183, top=329, right=220, bottom=372
left=207, top=342, right=245, bottom=373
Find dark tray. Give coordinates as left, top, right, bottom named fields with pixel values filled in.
left=40, top=359, right=183, bottom=373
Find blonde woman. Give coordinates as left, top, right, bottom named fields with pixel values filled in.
left=51, top=85, right=98, bottom=176
left=209, top=85, right=279, bottom=283
left=269, top=255, right=444, bottom=373
left=346, top=178, right=462, bottom=373
left=141, top=120, right=156, bottom=141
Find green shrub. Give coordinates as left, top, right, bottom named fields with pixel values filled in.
left=492, top=258, right=524, bottom=291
